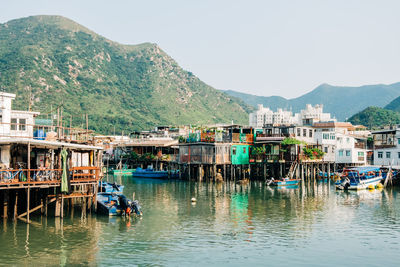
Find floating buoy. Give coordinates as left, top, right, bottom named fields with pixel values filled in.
left=367, top=184, right=375, bottom=190
left=376, top=183, right=384, bottom=189
left=191, top=197, right=197, bottom=202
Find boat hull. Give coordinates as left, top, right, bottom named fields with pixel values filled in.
left=272, top=179, right=300, bottom=186
left=96, top=193, right=122, bottom=216
left=336, top=177, right=382, bottom=190
left=132, top=171, right=169, bottom=179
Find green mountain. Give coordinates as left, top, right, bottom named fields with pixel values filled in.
left=348, top=106, right=400, bottom=128
left=224, top=83, right=400, bottom=120
left=0, top=15, right=250, bottom=134
left=385, top=95, right=400, bottom=112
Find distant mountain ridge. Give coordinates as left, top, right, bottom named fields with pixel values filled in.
left=224, top=83, right=400, bottom=120
left=0, top=15, right=250, bottom=134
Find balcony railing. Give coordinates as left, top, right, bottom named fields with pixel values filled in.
left=0, top=166, right=100, bottom=186
left=354, top=142, right=366, bottom=149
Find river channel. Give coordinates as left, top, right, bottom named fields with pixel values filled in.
left=1, top=176, right=400, bottom=266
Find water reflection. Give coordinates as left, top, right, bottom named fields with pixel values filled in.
left=1, top=177, right=400, bottom=266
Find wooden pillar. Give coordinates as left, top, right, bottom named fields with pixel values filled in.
left=3, top=190, right=8, bottom=219
left=263, top=163, right=267, bottom=181
left=55, top=195, right=60, bottom=217
left=248, top=164, right=251, bottom=180
left=60, top=195, right=64, bottom=218
left=327, top=163, right=331, bottom=179
left=82, top=197, right=87, bottom=218
left=26, top=187, right=30, bottom=223
left=188, top=163, right=191, bottom=180
left=44, top=196, right=48, bottom=216
left=27, top=142, right=31, bottom=181
left=198, top=165, right=202, bottom=182
left=213, top=164, right=217, bottom=181
left=223, top=164, right=226, bottom=181
left=13, top=192, right=18, bottom=220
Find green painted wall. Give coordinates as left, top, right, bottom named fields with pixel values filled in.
left=231, top=144, right=250, bottom=165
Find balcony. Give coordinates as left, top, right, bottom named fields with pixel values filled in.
left=354, top=142, right=366, bottom=149
left=0, top=166, right=100, bottom=188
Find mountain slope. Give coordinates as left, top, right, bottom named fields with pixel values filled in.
left=0, top=15, right=250, bottom=133
left=348, top=106, right=400, bottom=128
left=385, top=95, right=400, bottom=112
left=224, top=83, right=400, bottom=120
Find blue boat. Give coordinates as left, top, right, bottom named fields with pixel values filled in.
left=335, top=166, right=383, bottom=190
left=98, top=181, right=124, bottom=194
left=132, top=167, right=178, bottom=179
left=266, top=177, right=301, bottom=186
left=97, top=192, right=142, bottom=216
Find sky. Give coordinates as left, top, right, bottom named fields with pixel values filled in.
left=1, top=0, right=400, bottom=98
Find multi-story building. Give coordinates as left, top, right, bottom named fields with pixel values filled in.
left=314, top=122, right=367, bottom=165
left=372, top=127, right=400, bottom=166
left=0, top=92, right=39, bottom=139
left=249, top=103, right=336, bottom=128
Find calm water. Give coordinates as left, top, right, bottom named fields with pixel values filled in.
left=1, top=177, right=400, bottom=266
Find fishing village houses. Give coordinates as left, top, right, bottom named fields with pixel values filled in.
left=105, top=103, right=377, bottom=182
left=0, top=92, right=103, bottom=222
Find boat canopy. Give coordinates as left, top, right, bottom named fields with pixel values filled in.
left=345, top=167, right=381, bottom=174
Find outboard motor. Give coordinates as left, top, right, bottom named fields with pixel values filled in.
left=341, top=178, right=350, bottom=190
left=265, top=177, right=274, bottom=186
left=112, top=182, right=120, bottom=191
left=131, top=200, right=142, bottom=216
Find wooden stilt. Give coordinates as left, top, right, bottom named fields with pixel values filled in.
left=55, top=195, right=60, bottom=217
left=26, top=187, right=30, bottom=223
left=3, top=191, right=8, bottom=219
left=13, top=192, right=18, bottom=221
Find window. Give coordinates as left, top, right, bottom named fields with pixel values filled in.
left=398, top=152, right=400, bottom=159
left=398, top=139, right=400, bottom=145
left=11, top=118, right=17, bottom=130
left=323, top=133, right=329, bottom=139
left=324, top=147, right=328, bottom=153
left=297, top=128, right=301, bottom=136
left=378, top=152, right=383, bottom=158
left=330, top=134, right=335, bottom=140
left=339, top=150, right=343, bottom=157
left=232, top=147, right=236, bottom=155
left=243, top=147, right=246, bottom=154
left=303, top=129, right=306, bottom=137
left=358, top=152, right=364, bottom=157
left=347, top=138, right=350, bottom=143
left=19, top=118, right=26, bottom=131
left=386, top=152, right=391, bottom=158
left=346, top=150, right=350, bottom=156
left=309, top=129, right=313, bottom=137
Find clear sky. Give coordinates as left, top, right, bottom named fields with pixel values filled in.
left=2, top=0, right=400, bottom=98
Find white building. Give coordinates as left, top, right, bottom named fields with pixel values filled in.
left=372, top=127, right=400, bottom=166
left=0, top=92, right=39, bottom=139
left=314, top=122, right=367, bottom=165
left=298, top=104, right=335, bottom=126
left=249, top=103, right=335, bottom=128
left=0, top=92, right=40, bottom=167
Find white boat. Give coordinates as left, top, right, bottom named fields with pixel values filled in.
left=335, top=167, right=383, bottom=190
